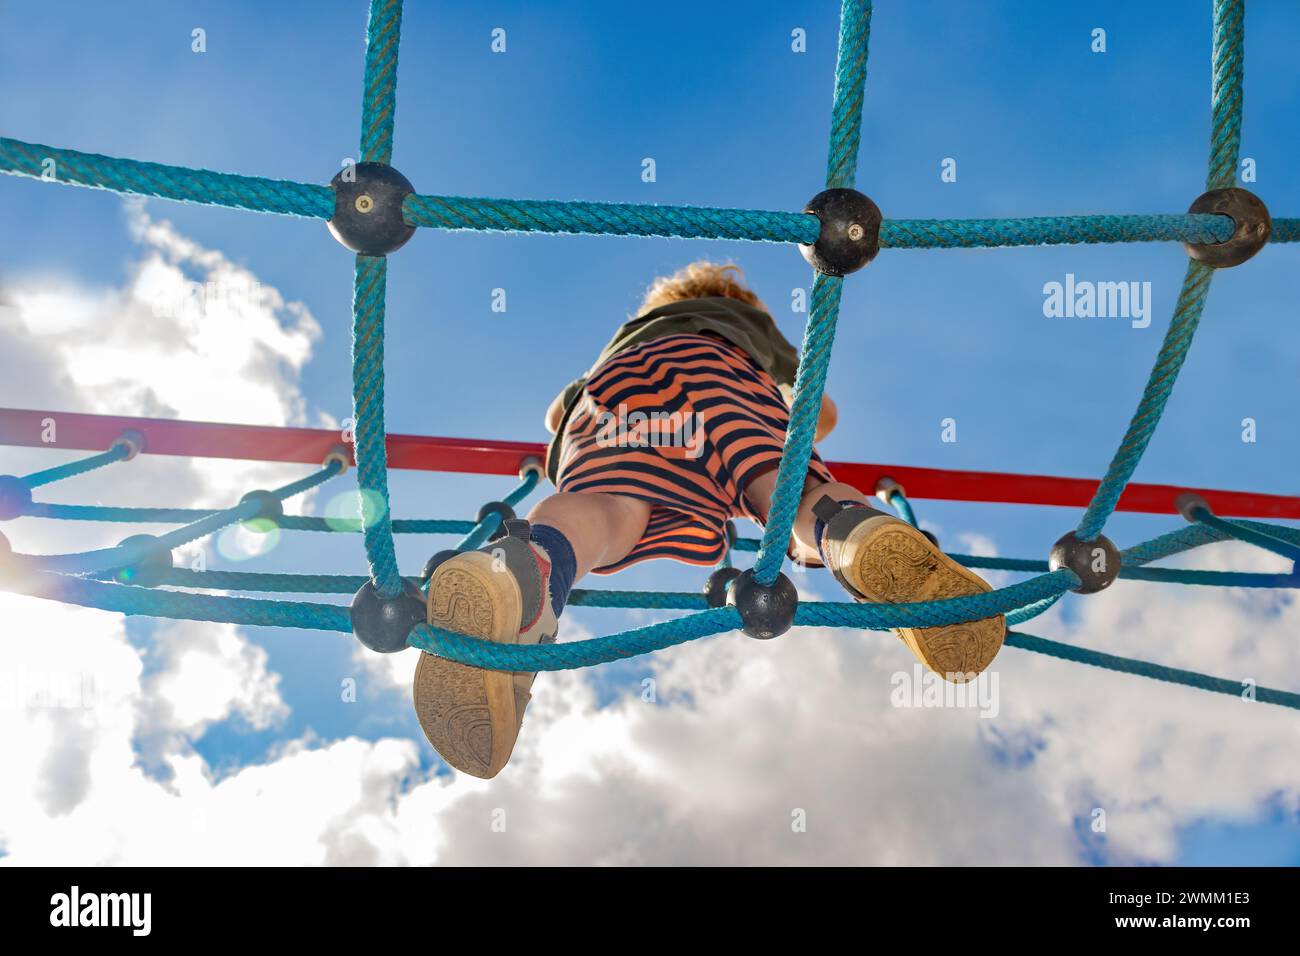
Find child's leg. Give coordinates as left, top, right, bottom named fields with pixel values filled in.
left=527, top=492, right=651, bottom=579
left=743, top=470, right=876, bottom=565
left=744, top=469, right=1004, bottom=682
left=414, top=490, right=649, bottom=778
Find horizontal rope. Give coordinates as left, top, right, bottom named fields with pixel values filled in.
left=880, top=213, right=1235, bottom=250
left=0, top=137, right=334, bottom=219
left=403, top=193, right=820, bottom=243
left=1273, top=218, right=1299, bottom=242
left=11, top=462, right=339, bottom=575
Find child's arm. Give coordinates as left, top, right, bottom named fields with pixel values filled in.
left=545, top=391, right=567, bottom=433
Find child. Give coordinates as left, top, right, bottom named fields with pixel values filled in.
left=415, top=261, right=1004, bottom=778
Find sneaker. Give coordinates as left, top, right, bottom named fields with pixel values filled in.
left=814, top=497, right=1004, bottom=682
left=413, top=519, right=557, bottom=778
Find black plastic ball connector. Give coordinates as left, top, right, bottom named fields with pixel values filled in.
left=703, top=566, right=743, bottom=608
left=239, top=490, right=284, bottom=528
left=421, top=549, right=459, bottom=582
left=1184, top=187, right=1271, bottom=268
left=112, top=534, right=173, bottom=588
left=1048, top=531, right=1122, bottom=595
left=350, top=578, right=426, bottom=654
left=477, top=501, right=517, bottom=542
left=110, top=429, right=146, bottom=461
left=327, top=162, right=416, bottom=256
left=726, top=568, right=798, bottom=640
left=799, top=188, right=883, bottom=277
left=0, top=475, right=32, bottom=521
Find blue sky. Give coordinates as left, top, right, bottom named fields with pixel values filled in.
left=1, top=0, right=1298, bottom=865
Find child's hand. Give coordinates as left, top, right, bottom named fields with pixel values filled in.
left=815, top=395, right=837, bottom=442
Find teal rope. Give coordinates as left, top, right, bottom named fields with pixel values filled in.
left=351, top=254, right=403, bottom=597
left=22, top=445, right=128, bottom=489
left=285, top=516, right=476, bottom=534
left=1274, top=219, right=1300, bottom=242
left=408, top=607, right=742, bottom=671
left=1188, top=507, right=1300, bottom=563
left=20, top=503, right=475, bottom=535
left=952, top=551, right=1300, bottom=588
left=793, top=569, right=1078, bottom=630
left=13, top=462, right=339, bottom=575
left=17, top=571, right=352, bottom=631
left=879, top=214, right=1234, bottom=249
left=1208, top=0, right=1244, bottom=190
left=142, top=567, right=710, bottom=608
left=1006, top=592, right=1064, bottom=626
left=751, top=0, right=873, bottom=584
left=403, top=193, right=820, bottom=244
left=751, top=274, right=843, bottom=584
left=0, top=137, right=333, bottom=218
left=1075, top=261, right=1214, bottom=540
left=455, top=469, right=542, bottom=551
left=1007, top=631, right=1299, bottom=711
left=826, top=0, right=872, bottom=190
left=360, top=0, right=403, bottom=165
left=885, top=490, right=919, bottom=527
left=24, top=503, right=213, bottom=523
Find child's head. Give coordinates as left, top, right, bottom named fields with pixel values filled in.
left=638, top=260, right=767, bottom=315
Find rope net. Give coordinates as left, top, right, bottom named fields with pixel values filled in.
left=0, top=0, right=1296, bottom=711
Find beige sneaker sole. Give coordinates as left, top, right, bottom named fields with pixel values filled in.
left=414, top=551, right=523, bottom=778
left=839, top=517, right=1004, bottom=683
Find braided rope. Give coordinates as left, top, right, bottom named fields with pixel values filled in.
left=751, top=274, right=843, bottom=583
left=21, top=445, right=129, bottom=489
left=12, top=463, right=337, bottom=575
left=1208, top=0, right=1244, bottom=190
left=1007, top=631, right=1300, bottom=711
left=403, top=193, right=820, bottom=243
left=350, top=254, right=403, bottom=598
left=1075, top=261, right=1214, bottom=540
left=456, top=469, right=542, bottom=551
left=826, top=0, right=872, bottom=190
left=408, top=607, right=742, bottom=671
left=1188, top=508, right=1300, bottom=562
left=361, top=0, right=403, bottom=164
left=880, top=214, right=1234, bottom=249
left=0, top=136, right=334, bottom=219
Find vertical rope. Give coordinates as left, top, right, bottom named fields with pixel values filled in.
left=360, top=0, right=403, bottom=165
left=752, top=0, right=872, bottom=585
left=825, top=0, right=873, bottom=190
left=1207, top=0, right=1244, bottom=190
left=752, top=274, right=843, bottom=583
left=1074, top=2, right=1244, bottom=540
left=1075, top=261, right=1213, bottom=539
left=351, top=254, right=403, bottom=597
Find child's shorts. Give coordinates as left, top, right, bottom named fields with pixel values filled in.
left=555, top=332, right=836, bottom=573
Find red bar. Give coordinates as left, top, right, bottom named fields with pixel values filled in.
left=2, top=406, right=1298, bottom=519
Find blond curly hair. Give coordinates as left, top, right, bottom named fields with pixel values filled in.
left=638, top=260, right=766, bottom=315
